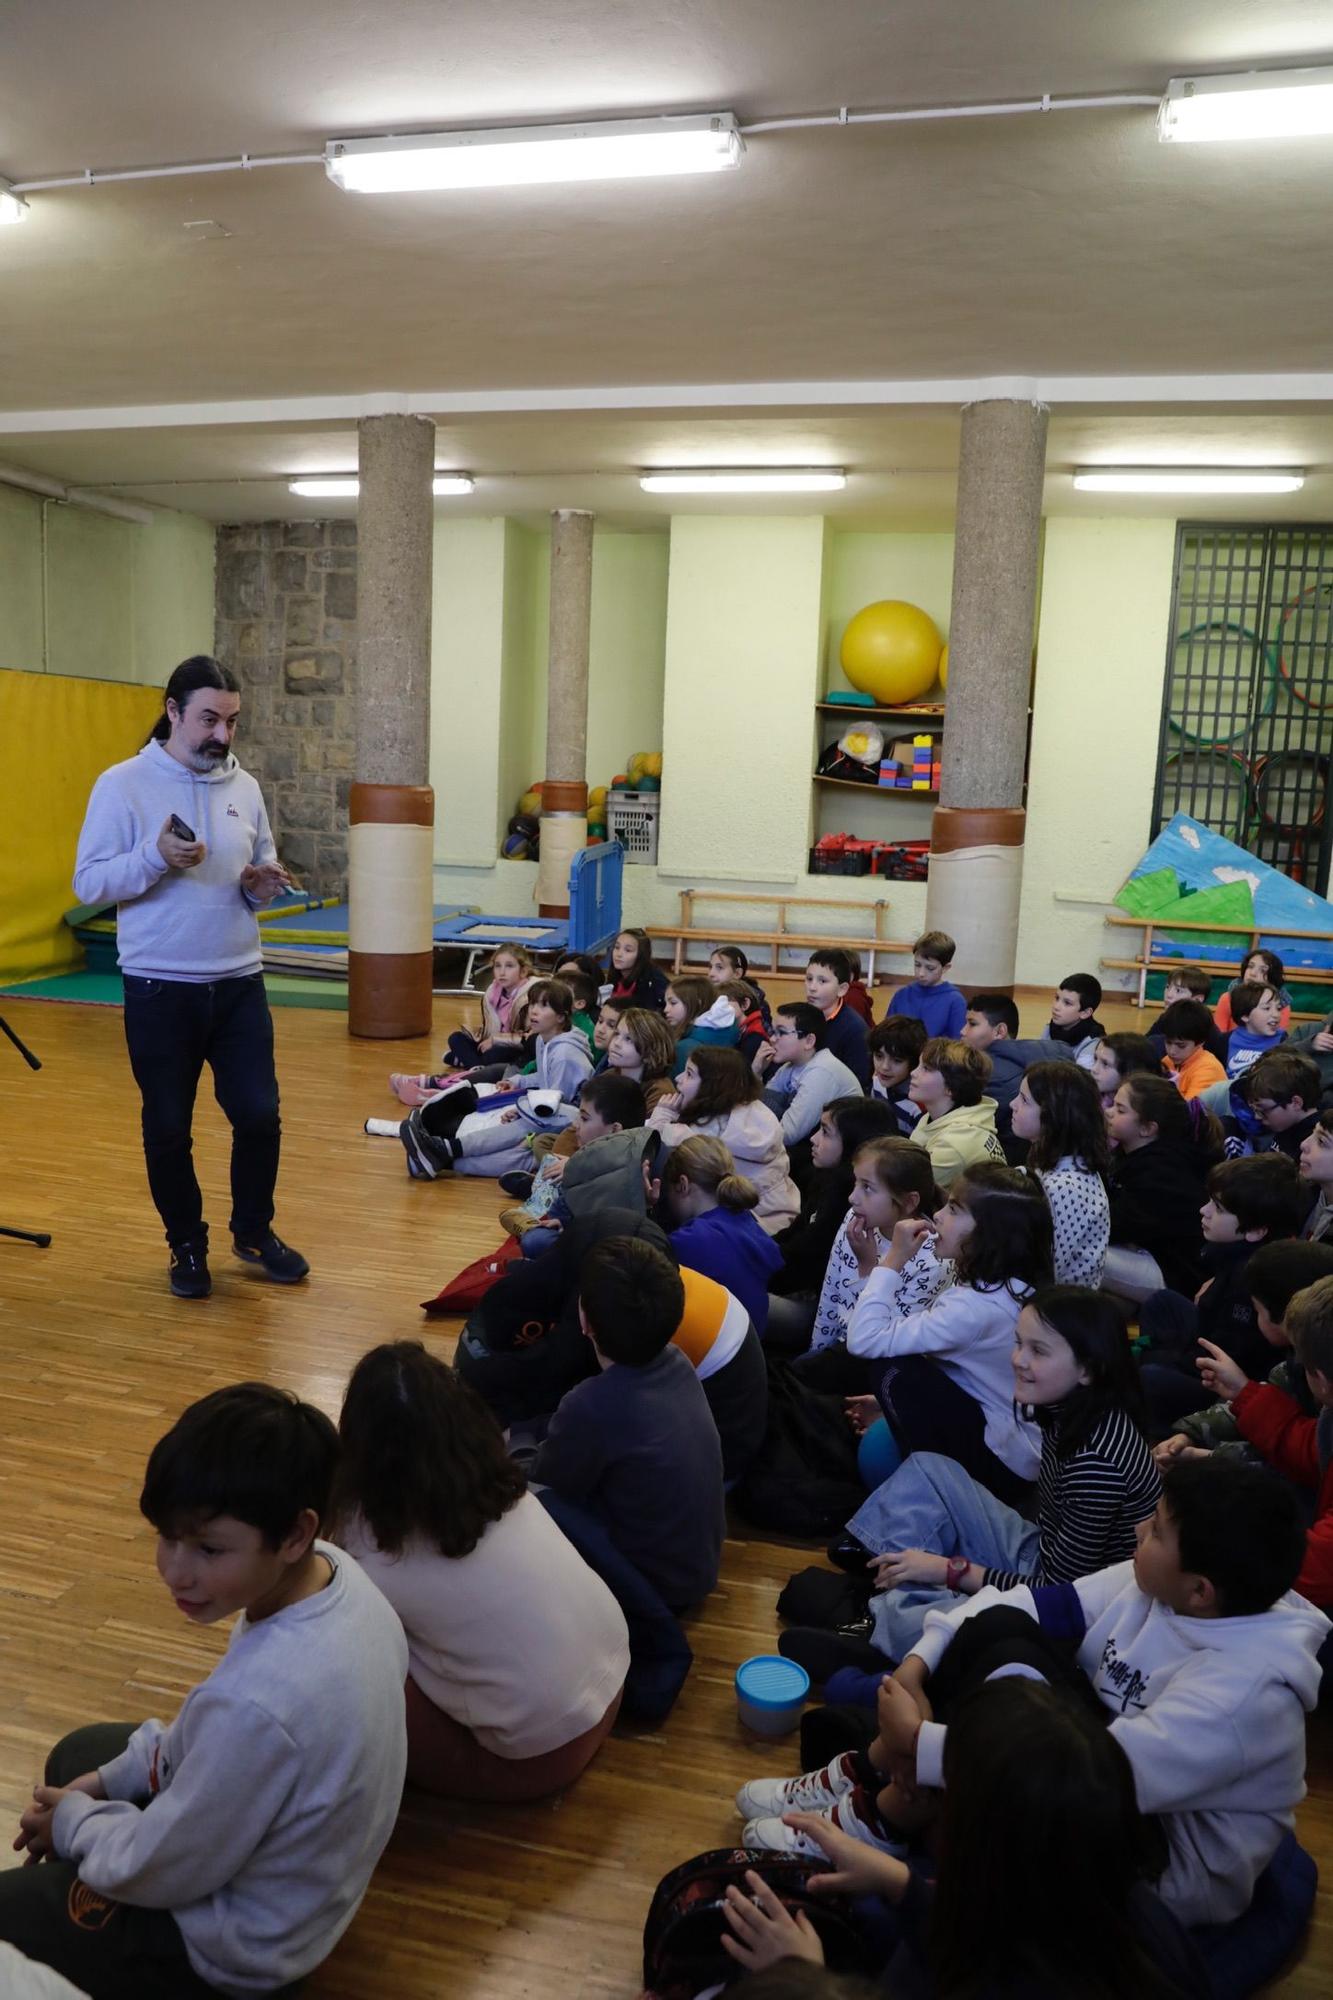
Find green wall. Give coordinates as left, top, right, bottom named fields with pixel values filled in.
left=0, top=486, right=214, bottom=681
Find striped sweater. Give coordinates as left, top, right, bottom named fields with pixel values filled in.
left=983, top=1405, right=1160, bottom=1591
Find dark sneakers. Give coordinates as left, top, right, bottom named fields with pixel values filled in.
left=232, top=1231, right=310, bottom=1284
left=399, top=1109, right=458, bottom=1180
left=169, top=1242, right=212, bottom=1300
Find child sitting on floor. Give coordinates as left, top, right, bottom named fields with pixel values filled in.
left=663, top=1134, right=783, bottom=1332
left=1300, top=1108, right=1333, bottom=1243
left=841, top=949, right=876, bottom=1027
left=841, top=1162, right=1050, bottom=1506
left=606, top=927, right=668, bottom=1010
left=587, top=991, right=633, bottom=1071
left=332, top=1343, right=628, bottom=1803
left=1158, top=998, right=1228, bottom=1100
left=868, top=1014, right=927, bottom=1135
left=1137, top=1153, right=1306, bottom=1432
left=887, top=930, right=966, bottom=1038
left=886, top=1457, right=1328, bottom=1927
left=805, top=949, right=872, bottom=1090
left=799, top=1136, right=948, bottom=1381
left=649, top=1046, right=800, bottom=1235
left=960, top=991, right=1075, bottom=1131
left=665, top=973, right=741, bottom=1068
left=1215, top=948, right=1292, bottom=1035
left=442, top=941, right=536, bottom=1072
left=1225, top=982, right=1287, bottom=1081
left=1189, top=1273, right=1333, bottom=1618
left=1047, top=972, right=1107, bottom=1068
left=765, top=1098, right=901, bottom=1356
left=706, top=942, right=773, bottom=1031
left=531, top=1236, right=726, bottom=1612
left=2, top=1384, right=408, bottom=1996
left=499, top=1071, right=647, bottom=1243
left=603, top=1005, right=679, bottom=1111
left=1223, top=1050, right=1325, bottom=1166
left=761, top=1002, right=862, bottom=1146
left=907, top=1037, right=1006, bottom=1187
left=1091, top=1031, right=1166, bottom=1111
left=1147, top=964, right=1231, bottom=1064
left=1103, top=1075, right=1220, bottom=1304
left=1156, top=1238, right=1333, bottom=1467
left=1008, top=1060, right=1110, bottom=1286
left=843, top=1285, right=1158, bottom=1662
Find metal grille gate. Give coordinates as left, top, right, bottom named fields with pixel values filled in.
left=1154, top=524, right=1333, bottom=891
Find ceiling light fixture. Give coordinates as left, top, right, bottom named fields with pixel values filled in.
left=1073, top=468, right=1306, bottom=495
left=639, top=468, right=847, bottom=494
left=1158, top=66, right=1333, bottom=142
left=288, top=474, right=475, bottom=498
left=0, top=178, right=29, bottom=225
left=326, top=114, right=742, bottom=192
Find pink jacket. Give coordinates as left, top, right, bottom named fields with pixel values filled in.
left=649, top=1098, right=800, bottom=1235
left=482, top=974, right=536, bottom=1043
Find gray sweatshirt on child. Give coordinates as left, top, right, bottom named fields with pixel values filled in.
left=73, top=740, right=278, bottom=981
left=51, top=1544, right=408, bottom=1996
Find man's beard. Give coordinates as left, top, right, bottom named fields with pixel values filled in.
left=186, top=745, right=229, bottom=773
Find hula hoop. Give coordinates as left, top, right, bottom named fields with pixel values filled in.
left=1276, top=581, right=1333, bottom=712
left=1163, top=745, right=1253, bottom=845
left=1250, top=749, right=1329, bottom=833
left=1166, top=618, right=1279, bottom=747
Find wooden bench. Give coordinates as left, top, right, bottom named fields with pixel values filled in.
left=1102, top=911, right=1333, bottom=1023
left=647, top=890, right=914, bottom=983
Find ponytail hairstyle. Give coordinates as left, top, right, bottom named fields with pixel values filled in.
left=1120, top=1072, right=1222, bottom=1156
left=952, top=1162, right=1055, bottom=1295
left=1097, top=1033, right=1165, bottom=1091
left=1022, top=1062, right=1111, bottom=1178
left=147, top=654, right=240, bottom=743
left=615, top=1007, right=677, bottom=1081
left=711, top=943, right=750, bottom=977
left=853, top=1136, right=943, bottom=1221
left=665, top=1134, right=759, bottom=1212
left=679, top=1045, right=761, bottom=1125
left=1022, top=1285, right=1147, bottom=1450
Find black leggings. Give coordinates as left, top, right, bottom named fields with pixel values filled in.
left=878, top=1355, right=1034, bottom=1510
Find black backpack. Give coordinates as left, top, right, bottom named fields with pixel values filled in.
left=642, top=1846, right=876, bottom=1999
left=732, top=1356, right=865, bottom=1538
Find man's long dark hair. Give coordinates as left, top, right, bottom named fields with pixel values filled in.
left=330, top=1342, right=525, bottom=1559
left=147, top=655, right=240, bottom=743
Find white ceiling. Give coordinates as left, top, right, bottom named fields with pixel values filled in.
left=2, top=1, right=1332, bottom=522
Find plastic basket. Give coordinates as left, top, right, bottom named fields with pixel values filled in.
left=607, top=790, right=661, bottom=865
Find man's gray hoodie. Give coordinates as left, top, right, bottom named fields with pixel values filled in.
left=73, top=740, right=276, bottom=981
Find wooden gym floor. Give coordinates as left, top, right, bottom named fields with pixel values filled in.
left=0, top=988, right=1328, bottom=1997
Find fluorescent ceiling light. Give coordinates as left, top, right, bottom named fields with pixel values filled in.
left=1073, top=468, right=1305, bottom=495
left=1159, top=66, right=1333, bottom=142
left=326, top=114, right=742, bottom=192
left=640, top=468, right=846, bottom=494
left=0, top=179, right=28, bottom=225
left=289, top=474, right=475, bottom=498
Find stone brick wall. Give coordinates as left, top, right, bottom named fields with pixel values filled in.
left=214, top=521, right=358, bottom=896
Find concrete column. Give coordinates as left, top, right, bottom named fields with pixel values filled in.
left=927, top=398, right=1048, bottom=991
left=348, top=413, right=436, bottom=1037
left=537, top=509, right=594, bottom=916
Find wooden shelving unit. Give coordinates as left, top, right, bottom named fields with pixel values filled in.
left=813, top=773, right=938, bottom=797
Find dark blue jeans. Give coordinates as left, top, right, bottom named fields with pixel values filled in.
left=122, top=973, right=280, bottom=1250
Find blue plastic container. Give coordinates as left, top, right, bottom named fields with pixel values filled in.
left=735, top=1654, right=811, bottom=1737
left=858, top=1416, right=903, bottom=1491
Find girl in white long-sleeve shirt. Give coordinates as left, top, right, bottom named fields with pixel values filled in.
left=846, top=1162, right=1053, bottom=1502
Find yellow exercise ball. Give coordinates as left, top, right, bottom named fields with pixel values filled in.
left=839, top=600, right=942, bottom=705
left=938, top=644, right=948, bottom=689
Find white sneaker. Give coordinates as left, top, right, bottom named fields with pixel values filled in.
left=735, top=1752, right=859, bottom=1823
left=743, top=1787, right=907, bottom=1859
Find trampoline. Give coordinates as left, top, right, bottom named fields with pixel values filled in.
left=431, top=842, right=624, bottom=990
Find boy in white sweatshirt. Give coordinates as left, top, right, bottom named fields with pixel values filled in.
left=741, top=1459, right=1326, bottom=1930
left=2, top=1384, right=408, bottom=1997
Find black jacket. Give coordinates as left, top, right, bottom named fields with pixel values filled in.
left=1107, top=1140, right=1209, bottom=1297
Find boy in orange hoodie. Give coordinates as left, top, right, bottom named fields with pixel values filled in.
left=1158, top=998, right=1228, bottom=1101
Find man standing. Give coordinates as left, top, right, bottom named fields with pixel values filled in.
left=74, top=655, right=308, bottom=1298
